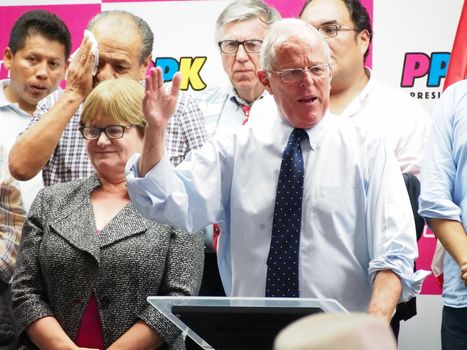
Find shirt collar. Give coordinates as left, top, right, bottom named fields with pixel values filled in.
left=0, top=79, right=32, bottom=117
left=340, top=67, right=374, bottom=118
left=0, top=79, right=12, bottom=108
left=277, top=109, right=333, bottom=152
left=228, top=85, right=267, bottom=107
left=303, top=111, right=333, bottom=151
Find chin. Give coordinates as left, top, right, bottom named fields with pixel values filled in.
left=233, top=80, right=252, bottom=88
left=290, top=115, right=321, bottom=129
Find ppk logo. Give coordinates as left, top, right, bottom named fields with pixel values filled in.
left=401, top=52, right=450, bottom=99
left=154, top=56, right=207, bottom=91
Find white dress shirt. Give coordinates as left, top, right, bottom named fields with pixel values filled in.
left=253, top=69, right=431, bottom=176
left=126, top=110, right=428, bottom=312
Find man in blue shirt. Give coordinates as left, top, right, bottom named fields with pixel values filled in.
left=419, top=79, right=467, bottom=350
left=127, top=19, right=427, bottom=320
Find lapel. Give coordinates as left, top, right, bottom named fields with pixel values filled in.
left=49, top=174, right=101, bottom=262
left=49, top=174, right=152, bottom=260
left=98, top=203, right=150, bottom=248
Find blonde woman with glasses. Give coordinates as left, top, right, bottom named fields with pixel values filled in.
left=12, top=78, right=204, bottom=350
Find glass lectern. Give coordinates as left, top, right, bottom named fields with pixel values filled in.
left=147, top=296, right=348, bottom=350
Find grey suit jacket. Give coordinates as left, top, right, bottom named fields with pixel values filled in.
left=12, top=174, right=204, bottom=349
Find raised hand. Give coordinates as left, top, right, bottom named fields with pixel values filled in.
left=143, top=66, right=181, bottom=129
left=65, top=34, right=95, bottom=100
left=137, top=67, right=181, bottom=176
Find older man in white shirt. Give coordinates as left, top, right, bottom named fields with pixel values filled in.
left=126, top=19, right=428, bottom=320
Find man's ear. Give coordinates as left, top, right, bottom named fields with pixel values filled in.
left=141, top=54, right=152, bottom=78
left=357, top=29, right=371, bottom=57
left=64, top=57, right=70, bottom=71
left=258, top=70, right=273, bottom=95
left=3, top=47, right=13, bottom=70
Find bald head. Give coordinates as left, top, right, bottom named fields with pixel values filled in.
left=87, top=10, right=153, bottom=64
left=86, top=11, right=153, bottom=84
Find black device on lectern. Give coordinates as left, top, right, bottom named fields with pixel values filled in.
left=174, top=304, right=323, bottom=350
left=146, top=296, right=348, bottom=350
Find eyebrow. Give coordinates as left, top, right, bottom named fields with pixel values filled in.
left=220, top=38, right=263, bottom=42
left=317, top=20, right=339, bottom=26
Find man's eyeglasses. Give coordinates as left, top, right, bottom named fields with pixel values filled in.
left=316, top=24, right=357, bottom=38
left=79, top=125, right=137, bottom=140
left=218, top=40, right=263, bottom=54
left=271, top=63, right=331, bottom=83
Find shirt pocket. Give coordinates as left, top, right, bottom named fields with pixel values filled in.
left=311, top=186, right=359, bottom=236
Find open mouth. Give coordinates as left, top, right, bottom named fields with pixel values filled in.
left=297, top=95, right=317, bottom=103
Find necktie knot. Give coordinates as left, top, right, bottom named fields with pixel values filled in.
left=289, top=128, right=308, bottom=144
left=240, top=104, right=251, bottom=125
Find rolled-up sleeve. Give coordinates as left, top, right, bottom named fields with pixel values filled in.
left=366, top=140, right=430, bottom=302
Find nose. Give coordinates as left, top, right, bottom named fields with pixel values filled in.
left=96, top=130, right=111, bottom=146
left=300, top=70, right=315, bottom=87
left=235, top=44, right=249, bottom=62
left=35, top=61, right=49, bottom=80
left=96, top=63, right=116, bottom=82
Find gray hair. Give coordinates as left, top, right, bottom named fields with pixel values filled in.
left=260, top=18, right=331, bottom=72
left=215, top=0, right=281, bottom=42
left=87, top=10, right=154, bottom=64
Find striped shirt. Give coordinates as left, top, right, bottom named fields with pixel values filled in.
left=0, top=145, right=26, bottom=283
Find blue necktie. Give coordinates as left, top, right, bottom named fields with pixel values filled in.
left=266, top=128, right=308, bottom=297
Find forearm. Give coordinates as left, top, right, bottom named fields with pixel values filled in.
left=26, top=316, right=77, bottom=350
left=138, top=124, right=166, bottom=177
left=107, top=320, right=163, bottom=350
left=367, top=270, right=402, bottom=322
left=428, top=217, right=467, bottom=270
left=9, top=91, right=83, bottom=180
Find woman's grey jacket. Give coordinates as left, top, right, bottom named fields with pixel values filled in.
left=12, top=174, right=204, bottom=349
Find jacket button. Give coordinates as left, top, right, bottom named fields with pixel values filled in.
left=100, top=296, right=111, bottom=308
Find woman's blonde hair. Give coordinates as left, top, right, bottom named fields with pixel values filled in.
left=80, top=78, right=146, bottom=132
